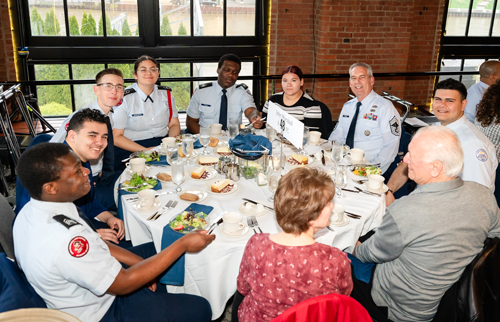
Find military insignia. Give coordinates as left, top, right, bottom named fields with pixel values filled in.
left=65, top=122, right=69, bottom=131
left=115, top=99, right=123, bottom=107
left=236, top=83, right=248, bottom=90
left=343, top=115, right=349, bottom=118
left=373, top=115, right=378, bottom=121
left=389, top=116, right=400, bottom=136
left=158, top=85, right=172, bottom=91
left=53, top=215, right=81, bottom=229
left=364, top=130, right=370, bottom=136
left=199, top=82, right=213, bottom=89
left=68, top=236, right=89, bottom=258
left=123, top=88, right=136, bottom=96
left=370, top=109, right=376, bottom=112
left=476, top=149, right=488, bottom=162
left=372, top=105, right=378, bottom=109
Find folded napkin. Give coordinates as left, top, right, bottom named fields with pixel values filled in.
left=229, top=134, right=272, bottom=156
left=347, top=253, right=375, bottom=283
left=117, top=180, right=162, bottom=221
left=147, top=155, right=169, bottom=166
left=194, top=139, right=203, bottom=149
left=159, top=203, right=214, bottom=285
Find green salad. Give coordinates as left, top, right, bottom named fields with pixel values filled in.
left=353, top=165, right=382, bottom=177
left=122, top=173, right=158, bottom=192
left=169, top=210, right=208, bottom=234
left=134, top=151, right=160, bottom=162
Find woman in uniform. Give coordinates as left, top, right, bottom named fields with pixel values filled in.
left=112, top=55, right=181, bottom=171
left=261, top=65, right=333, bottom=139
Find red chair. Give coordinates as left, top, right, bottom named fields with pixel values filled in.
left=271, top=294, right=372, bottom=322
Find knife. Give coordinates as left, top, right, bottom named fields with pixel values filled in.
left=242, top=198, right=274, bottom=211
left=321, top=150, right=326, bottom=166
left=354, top=186, right=382, bottom=197
left=207, top=211, right=227, bottom=234
left=126, top=190, right=176, bottom=201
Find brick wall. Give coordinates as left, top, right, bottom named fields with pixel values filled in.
left=0, top=0, right=17, bottom=82
left=269, top=0, right=446, bottom=119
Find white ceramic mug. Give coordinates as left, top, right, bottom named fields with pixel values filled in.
left=330, top=204, right=346, bottom=223
left=138, top=189, right=156, bottom=208
left=223, top=212, right=245, bottom=234
left=368, top=174, right=385, bottom=191
left=348, top=148, right=364, bottom=163
left=309, top=131, right=322, bottom=144
left=210, top=123, right=223, bottom=135
left=126, top=158, right=146, bottom=174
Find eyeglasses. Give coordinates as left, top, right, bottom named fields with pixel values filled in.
left=137, top=68, right=160, bottom=74
left=97, top=83, right=125, bottom=92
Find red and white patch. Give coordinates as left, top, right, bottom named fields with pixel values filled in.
left=116, top=98, right=123, bottom=106
left=65, top=122, right=69, bottom=131
left=68, top=236, right=89, bottom=258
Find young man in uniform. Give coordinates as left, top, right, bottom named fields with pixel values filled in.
left=186, top=53, right=264, bottom=133
left=14, top=142, right=214, bottom=322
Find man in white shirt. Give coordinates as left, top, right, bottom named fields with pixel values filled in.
left=464, top=60, right=500, bottom=123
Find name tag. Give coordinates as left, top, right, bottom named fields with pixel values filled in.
left=131, top=114, right=144, bottom=117
left=342, top=115, right=349, bottom=118
left=201, top=103, right=211, bottom=107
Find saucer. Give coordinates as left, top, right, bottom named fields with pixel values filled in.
left=346, top=156, right=368, bottom=165
left=177, top=189, right=208, bottom=203
left=188, top=167, right=218, bottom=181
left=218, top=222, right=250, bottom=238
left=238, top=201, right=268, bottom=217
left=329, top=216, right=350, bottom=227
left=362, top=182, right=389, bottom=194
left=133, top=199, right=161, bottom=213
left=310, top=138, right=327, bottom=146
left=126, top=165, right=151, bottom=176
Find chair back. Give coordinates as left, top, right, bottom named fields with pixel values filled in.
left=270, top=293, right=372, bottom=322
left=0, top=195, right=15, bottom=260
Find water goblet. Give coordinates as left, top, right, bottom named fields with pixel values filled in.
left=171, top=160, right=185, bottom=193
left=299, top=127, right=310, bottom=155
left=267, top=168, right=281, bottom=202
left=167, top=143, right=179, bottom=164
left=331, top=141, right=344, bottom=170
left=199, top=126, right=211, bottom=155
left=182, top=134, right=194, bottom=165
left=228, top=120, right=239, bottom=139
left=334, top=165, right=348, bottom=199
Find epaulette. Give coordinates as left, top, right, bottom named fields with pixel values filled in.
left=199, top=82, right=213, bottom=89
left=124, top=88, right=136, bottom=96
left=53, top=215, right=81, bottom=229
left=236, top=83, right=248, bottom=90
left=158, top=85, right=172, bottom=91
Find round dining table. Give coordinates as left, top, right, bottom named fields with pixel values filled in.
left=116, top=130, right=386, bottom=320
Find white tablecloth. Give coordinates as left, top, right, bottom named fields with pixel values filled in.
left=118, top=136, right=386, bottom=319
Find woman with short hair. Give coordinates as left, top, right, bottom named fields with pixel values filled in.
left=235, top=167, right=352, bottom=322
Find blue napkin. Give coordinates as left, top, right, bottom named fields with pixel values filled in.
left=229, top=134, right=272, bottom=156
left=147, top=155, right=169, bottom=166
left=117, top=179, right=162, bottom=221
left=159, top=203, right=214, bottom=285
left=347, top=253, right=375, bottom=283
left=194, top=139, right=203, bottom=149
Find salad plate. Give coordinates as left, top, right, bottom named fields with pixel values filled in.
left=168, top=209, right=209, bottom=234
left=126, top=165, right=151, bottom=176
left=121, top=173, right=158, bottom=192
left=130, top=150, right=161, bottom=163
left=351, top=165, right=382, bottom=177
left=218, top=222, right=250, bottom=238
left=133, top=199, right=161, bottom=213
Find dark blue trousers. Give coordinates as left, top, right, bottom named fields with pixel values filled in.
left=114, top=137, right=164, bottom=172
left=94, top=171, right=122, bottom=212
left=101, top=242, right=212, bottom=322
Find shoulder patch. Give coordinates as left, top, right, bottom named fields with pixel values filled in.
left=389, top=116, right=400, bottom=136
left=236, top=83, right=248, bottom=90
left=476, top=149, right=488, bottom=162
left=68, top=236, right=89, bottom=258
left=158, top=85, right=172, bottom=91
left=199, top=82, right=213, bottom=89
left=123, top=88, right=136, bottom=96
left=53, top=215, right=81, bottom=229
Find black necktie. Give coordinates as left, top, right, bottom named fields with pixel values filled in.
left=76, top=206, right=97, bottom=232
left=345, top=102, right=362, bottom=149
left=101, top=117, right=115, bottom=180
left=219, top=89, right=228, bottom=131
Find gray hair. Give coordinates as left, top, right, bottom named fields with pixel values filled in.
left=349, top=62, right=373, bottom=78
left=413, top=126, right=464, bottom=178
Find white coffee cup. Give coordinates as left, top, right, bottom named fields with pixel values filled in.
left=161, top=137, right=176, bottom=152
left=368, top=174, right=385, bottom=191
left=210, top=123, right=223, bottom=135
left=223, top=211, right=245, bottom=234
left=348, top=148, right=364, bottom=163
left=126, top=158, right=146, bottom=174
left=309, top=131, right=322, bottom=144
left=330, top=204, right=346, bottom=223
left=138, top=189, right=156, bottom=208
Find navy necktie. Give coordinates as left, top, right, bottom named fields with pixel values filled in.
left=76, top=206, right=97, bottom=232
left=345, top=102, right=362, bottom=149
left=101, top=117, right=115, bottom=180
left=219, top=89, right=228, bottom=131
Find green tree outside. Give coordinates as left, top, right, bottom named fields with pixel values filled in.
left=178, top=22, right=187, bottom=35
left=87, top=12, right=98, bottom=35
left=44, top=8, right=61, bottom=36
left=30, top=8, right=44, bottom=36
left=160, top=15, right=173, bottom=36
left=122, top=19, right=132, bottom=36
left=69, top=15, right=80, bottom=36
left=161, top=63, right=190, bottom=110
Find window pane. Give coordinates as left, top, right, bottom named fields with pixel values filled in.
left=67, top=1, right=101, bottom=36
left=493, top=8, right=500, bottom=36
left=105, top=1, right=139, bottom=36
left=72, top=64, right=105, bottom=109
left=160, top=63, right=190, bottom=111
left=160, top=0, right=191, bottom=36
left=108, top=64, right=135, bottom=87
left=34, top=65, right=71, bottom=116
left=439, top=59, right=462, bottom=83
left=468, top=1, right=494, bottom=36
left=28, top=1, right=66, bottom=36
left=445, top=0, right=470, bottom=36
left=227, top=0, right=256, bottom=36
left=463, top=59, right=485, bottom=88
left=194, top=0, right=223, bottom=36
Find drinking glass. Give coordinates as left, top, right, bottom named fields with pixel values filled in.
left=267, top=168, right=281, bottom=202
left=199, top=126, right=211, bottom=155
left=167, top=143, right=179, bottom=164
left=171, top=160, right=185, bottom=193
left=266, top=125, right=277, bottom=148
left=299, top=127, right=310, bottom=155
left=334, top=165, right=348, bottom=199
left=228, top=122, right=239, bottom=139
left=182, top=134, right=194, bottom=165
left=331, top=141, right=344, bottom=170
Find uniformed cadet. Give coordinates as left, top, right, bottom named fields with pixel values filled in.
left=464, top=60, right=500, bottom=123
left=186, top=53, right=264, bottom=134
left=113, top=55, right=181, bottom=171
left=329, top=63, right=401, bottom=173
left=14, top=143, right=214, bottom=322
left=386, top=78, right=498, bottom=206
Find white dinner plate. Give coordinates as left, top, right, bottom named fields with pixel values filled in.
left=132, top=199, right=161, bottom=213
left=238, top=201, right=268, bottom=217
left=126, top=165, right=151, bottom=176
left=177, top=189, right=208, bottom=203
left=187, top=167, right=218, bottom=181
left=205, top=180, right=238, bottom=195
left=218, top=222, right=250, bottom=238
left=286, top=155, right=312, bottom=166
left=196, top=154, right=220, bottom=167
left=329, top=216, right=350, bottom=227
left=362, top=182, right=389, bottom=194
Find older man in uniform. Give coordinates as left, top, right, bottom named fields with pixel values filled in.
left=386, top=78, right=497, bottom=205
left=352, top=126, right=500, bottom=322
left=328, top=62, right=401, bottom=173
left=464, top=60, right=500, bottom=123
left=186, top=53, right=263, bottom=134
left=13, top=142, right=214, bottom=322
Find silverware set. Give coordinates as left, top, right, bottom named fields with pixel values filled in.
left=126, top=190, right=176, bottom=202
left=247, top=216, right=262, bottom=234
left=345, top=212, right=361, bottom=220
left=342, top=187, right=382, bottom=197
left=147, top=200, right=178, bottom=221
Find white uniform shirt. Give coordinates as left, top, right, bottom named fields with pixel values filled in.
left=113, top=83, right=179, bottom=141
left=328, top=90, right=401, bottom=173
left=13, top=199, right=122, bottom=322
left=446, top=115, right=497, bottom=191
left=186, top=81, right=256, bottom=127
left=464, top=81, right=489, bottom=123
left=50, top=100, right=112, bottom=176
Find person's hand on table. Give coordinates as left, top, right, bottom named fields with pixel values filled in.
left=106, top=216, right=125, bottom=240
left=180, top=230, right=215, bottom=253
left=97, top=228, right=120, bottom=244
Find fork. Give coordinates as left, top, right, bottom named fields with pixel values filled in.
left=250, top=216, right=263, bottom=233
left=147, top=200, right=172, bottom=220
left=154, top=200, right=178, bottom=221
left=247, top=217, right=258, bottom=234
